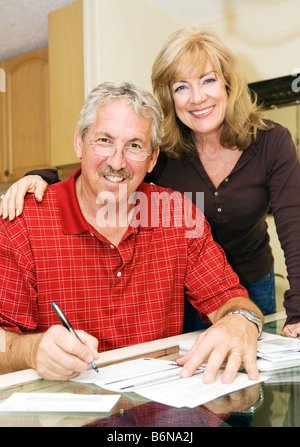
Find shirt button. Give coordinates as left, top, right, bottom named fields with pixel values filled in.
left=117, top=271, right=122, bottom=277
left=225, top=177, right=229, bottom=182
left=110, top=244, right=115, bottom=249
left=217, top=208, right=222, bottom=213
left=214, top=191, right=218, bottom=196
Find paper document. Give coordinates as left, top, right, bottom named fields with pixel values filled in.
left=0, top=393, right=120, bottom=413
left=257, top=332, right=300, bottom=371
left=72, top=358, right=266, bottom=408
left=136, top=369, right=264, bottom=408
left=257, top=332, right=300, bottom=354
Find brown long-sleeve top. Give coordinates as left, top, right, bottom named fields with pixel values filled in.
left=29, top=120, right=300, bottom=325
left=145, top=121, right=300, bottom=325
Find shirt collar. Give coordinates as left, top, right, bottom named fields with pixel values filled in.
left=57, top=168, right=155, bottom=235
left=57, top=168, right=88, bottom=234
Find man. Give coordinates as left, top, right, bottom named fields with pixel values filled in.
left=0, top=81, right=263, bottom=383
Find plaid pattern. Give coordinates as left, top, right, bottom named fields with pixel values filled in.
left=0, top=169, right=248, bottom=352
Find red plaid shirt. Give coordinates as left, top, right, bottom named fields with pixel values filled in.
left=0, top=169, right=248, bottom=352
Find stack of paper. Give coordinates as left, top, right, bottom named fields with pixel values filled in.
left=257, top=332, right=300, bottom=371
left=71, top=357, right=266, bottom=408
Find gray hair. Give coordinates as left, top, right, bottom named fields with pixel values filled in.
left=77, top=81, right=163, bottom=152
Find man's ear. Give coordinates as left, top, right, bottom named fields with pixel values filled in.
left=147, top=146, right=160, bottom=174
left=74, top=130, right=83, bottom=159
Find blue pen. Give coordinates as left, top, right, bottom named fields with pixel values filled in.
left=51, top=302, right=99, bottom=373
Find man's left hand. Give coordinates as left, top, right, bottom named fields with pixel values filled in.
left=177, top=313, right=259, bottom=384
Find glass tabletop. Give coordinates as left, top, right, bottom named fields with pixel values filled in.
left=0, top=318, right=299, bottom=428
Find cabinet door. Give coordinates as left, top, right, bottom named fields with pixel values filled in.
left=48, top=0, right=84, bottom=168
left=0, top=46, right=50, bottom=182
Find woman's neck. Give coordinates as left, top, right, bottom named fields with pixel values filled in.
left=194, top=132, right=242, bottom=189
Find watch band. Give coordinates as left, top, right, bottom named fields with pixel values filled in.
left=225, top=309, right=263, bottom=338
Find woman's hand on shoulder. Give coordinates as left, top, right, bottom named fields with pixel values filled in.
left=0, top=175, right=48, bottom=221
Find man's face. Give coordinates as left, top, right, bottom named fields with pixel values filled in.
left=74, top=99, right=159, bottom=213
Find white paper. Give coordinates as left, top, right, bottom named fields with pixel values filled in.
left=257, top=332, right=300, bottom=354
left=0, top=392, right=120, bottom=413
left=72, top=358, right=181, bottom=390
left=256, top=332, right=300, bottom=371
left=72, top=357, right=266, bottom=408
left=136, top=370, right=264, bottom=408
left=259, top=351, right=300, bottom=363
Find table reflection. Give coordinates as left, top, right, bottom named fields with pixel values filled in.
left=1, top=318, right=300, bottom=427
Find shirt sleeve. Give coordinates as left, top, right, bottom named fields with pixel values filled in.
left=184, top=214, right=249, bottom=321
left=0, top=219, right=39, bottom=333
left=265, top=124, right=300, bottom=325
left=144, top=152, right=168, bottom=184
left=25, top=168, right=60, bottom=185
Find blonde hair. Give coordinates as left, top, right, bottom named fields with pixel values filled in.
left=152, top=28, right=271, bottom=159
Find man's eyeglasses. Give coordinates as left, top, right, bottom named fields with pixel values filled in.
left=88, top=138, right=151, bottom=162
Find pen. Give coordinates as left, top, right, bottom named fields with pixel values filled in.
left=51, top=301, right=99, bottom=373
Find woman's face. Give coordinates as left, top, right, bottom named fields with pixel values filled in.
left=171, top=61, right=228, bottom=141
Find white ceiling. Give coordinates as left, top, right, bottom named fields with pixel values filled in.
left=0, top=0, right=269, bottom=61
left=0, top=0, right=77, bottom=60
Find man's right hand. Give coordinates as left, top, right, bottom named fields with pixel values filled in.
left=2, top=326, right=99, bottom=381
left=33, top=325, right=99, bottom=381
left=0, top=175, right=47, bottom=221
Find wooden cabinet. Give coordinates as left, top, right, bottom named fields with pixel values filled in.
left=48, top=0, right=84, bottom=168
left=0, top=46, right=50, bottom=182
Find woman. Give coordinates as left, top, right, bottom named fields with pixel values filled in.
left=2, top=28, right=300, bottom=336
left=149, top=28, right=300, bottom=336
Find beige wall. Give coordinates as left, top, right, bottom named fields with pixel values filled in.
left=266, top=215, right=287, bottom=312
left=83, top=0, right=300, bottom=95
left=191, top=0, right=300, bottom=83
left=83, top=0, right=181, bottom=95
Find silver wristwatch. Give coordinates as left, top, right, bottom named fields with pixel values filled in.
left=225, top=309, right=263, bottom=338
